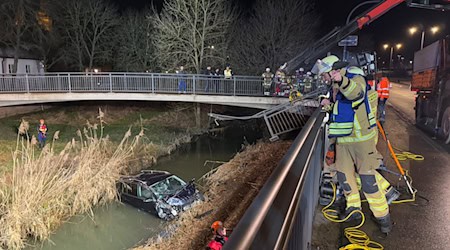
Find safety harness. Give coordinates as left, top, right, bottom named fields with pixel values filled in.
left=329, top=67, right=376, bottom=138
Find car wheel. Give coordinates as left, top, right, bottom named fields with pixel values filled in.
left=442, top=106, right=450, bottom=144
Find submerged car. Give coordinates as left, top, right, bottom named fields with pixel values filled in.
left=118, top=170, right=204, bottom=220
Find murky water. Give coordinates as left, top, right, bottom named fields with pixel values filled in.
left=29, top=123, right=263, bottom=250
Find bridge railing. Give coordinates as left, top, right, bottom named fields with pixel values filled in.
left=224, top=108, right=326, bottom=250
left=0, top=72, right=266, bottom=96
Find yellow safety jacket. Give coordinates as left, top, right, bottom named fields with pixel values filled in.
left=328, top=68, right=378, bottom=144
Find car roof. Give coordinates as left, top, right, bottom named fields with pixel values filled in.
left=121, top=170, right=173, bottom=186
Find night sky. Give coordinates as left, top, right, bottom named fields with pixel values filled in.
left=110, top=0, right=449, bottom=62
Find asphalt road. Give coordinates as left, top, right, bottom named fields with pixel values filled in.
left=369, top=82, right=450, bottom=249
left=387, top=82, right=416, bottom=123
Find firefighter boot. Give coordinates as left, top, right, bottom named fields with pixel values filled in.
left=340, top=206, right=362, bottom=221
left=375, top=214, right=392, bottom=234
left=385, top=186, right=401, bottom=205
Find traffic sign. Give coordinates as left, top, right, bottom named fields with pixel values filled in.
left=338, top=35, right=358, bottom=47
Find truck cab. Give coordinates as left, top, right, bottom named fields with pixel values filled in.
left=412, top=37, right=450, bottom=143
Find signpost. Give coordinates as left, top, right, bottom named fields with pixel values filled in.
left=339, top=35, right=358, bottom=61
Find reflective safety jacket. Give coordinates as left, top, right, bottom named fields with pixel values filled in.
left=377, top=77, right=390, bottom=99
left=328, top=67, right=378, bottom=144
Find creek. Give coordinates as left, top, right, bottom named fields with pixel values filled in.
left=29, top=122, right=263, bottom=250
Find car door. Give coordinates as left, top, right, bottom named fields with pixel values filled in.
left=120, top=182, right=144, bottom=208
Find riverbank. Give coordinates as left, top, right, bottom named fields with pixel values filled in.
left=0, top=102, right=219, bottom=249
left=135, top=140, right=292, bottom=250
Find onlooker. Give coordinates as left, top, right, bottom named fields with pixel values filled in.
left=204, top=66, right=214, bottom=92
left=177, top=66, right=187, bottom=93
left=37, top=119, right=48, bottom=149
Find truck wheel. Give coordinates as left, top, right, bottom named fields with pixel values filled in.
left=441, top=106, right=450, bottom=144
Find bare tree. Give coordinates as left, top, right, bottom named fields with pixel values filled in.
left=0, top=0, right=38, bottom=73
left=153, top=0, right=235, bottom=73
left=55, top=0, right=118, bottom=71
left=114, top=10, right=155, bottom=72
left=229, top=0, right=319, bottom=75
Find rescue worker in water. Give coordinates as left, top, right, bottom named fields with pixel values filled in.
left=315, top=55, right=392, bottom=233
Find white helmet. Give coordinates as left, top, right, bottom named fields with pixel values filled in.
left=299, top=67, right=304, bottom=72
left=306, top=71, right=312, bottom=76
left=266, top=68, right=270, bottom=72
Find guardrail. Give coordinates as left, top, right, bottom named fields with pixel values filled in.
left=0, top=72, right=265, bottom=96
left=224, top=108, right=326, bottom=250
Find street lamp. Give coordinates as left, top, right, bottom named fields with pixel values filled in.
left=383, top=43, right=402, bottom=70
left=431, top=26, right=439, bottom=34
left=409, top=25, right=440, bottom=49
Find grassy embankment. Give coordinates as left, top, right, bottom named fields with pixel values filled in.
left=0, top=103, right=207, bottom=249
left=135, top=140, right=293, bottom=250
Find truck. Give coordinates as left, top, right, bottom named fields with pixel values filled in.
left=412, top=37, right=450, bottom=143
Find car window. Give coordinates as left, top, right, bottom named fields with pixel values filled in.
left=166, top=176, right=185, bottom=191
left=123, top=183, right=138, bottom=196
left=141, top=187, right=155, bottom=200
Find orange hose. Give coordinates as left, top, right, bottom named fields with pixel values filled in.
left=377, top=121, right=405, bottom=176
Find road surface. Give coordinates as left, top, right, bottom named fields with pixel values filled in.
left=369, top=82, right=450, bottom=249
left=387, top=82, right=416, bottom=123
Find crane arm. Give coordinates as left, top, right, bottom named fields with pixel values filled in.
left=285, top=0, right=449, bottom=72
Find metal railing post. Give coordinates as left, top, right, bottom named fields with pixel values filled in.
left=193, top=75, right=196, bottom=94
left=233, top=77, right=236, bottom=96
left=25, top=74, right=29, bottom=93
left=151, top=74, right=155, bottom=93
left=57, top=73, right=61, bottom=91
left=68, top=73, right=71, bottom=93
left=109, top=73, right=113, bottom=92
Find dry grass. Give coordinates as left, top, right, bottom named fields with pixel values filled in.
left=136, top=140, right=292, bottom=250
left=0, top=110, right=145, bottom=250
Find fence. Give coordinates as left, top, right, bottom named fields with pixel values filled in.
left=224, top=108, right=326, bottom=250
left=0, top=72, right=265, bottom=96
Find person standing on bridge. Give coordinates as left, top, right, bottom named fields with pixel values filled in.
left=315, top=55, right=392, bottom=234
left=177, top=66, right=187, bottom=94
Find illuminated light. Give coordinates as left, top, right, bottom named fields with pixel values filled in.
left=431, top=26, right=439, bottom=34
left=383, top=44, right=389, bottom=49
left=396, top=43, right=402, bottom=49
left=409, top=27, right=418, bottom=35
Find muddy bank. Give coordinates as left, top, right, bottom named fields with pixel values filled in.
left=135, top=140, right=292, bottom=250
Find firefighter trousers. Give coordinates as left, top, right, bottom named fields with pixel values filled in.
left=335, top=138, right=389, bottom=218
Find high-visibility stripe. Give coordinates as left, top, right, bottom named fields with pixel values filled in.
left=366, top=196, right=387, bottom=204
left=337, top=129, right=377, bottom=143
left=343, top=79, right=357, bottom=94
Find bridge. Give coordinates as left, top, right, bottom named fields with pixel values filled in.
left=0, top=72, right=293, bottom=109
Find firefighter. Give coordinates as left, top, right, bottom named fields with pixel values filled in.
left=377, top=76, right=390, bottom=124
left=315, top=55, right=392, bottom=233
left=207, top=221, right=228, bottom=250
left=262, top=67, right=274, bottom=96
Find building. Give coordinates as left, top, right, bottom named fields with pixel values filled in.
left=0, top=48, right=45, bottom=75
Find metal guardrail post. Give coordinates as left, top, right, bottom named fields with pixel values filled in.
left=233, top=77, right=236, bottom=96
left=193, top=75, right=196, bottom=94
left=68, top=73, right=71, bottom=93
left=25, top=74, right=29, bottom=93
left=109, top=73, right=113, bottom=93
left=151, top=74, right=155, bottom=93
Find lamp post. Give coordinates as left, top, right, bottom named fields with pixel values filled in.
left=383, top=43, right=402, bottom=70
left=409, top=26, right=440, bottom=49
